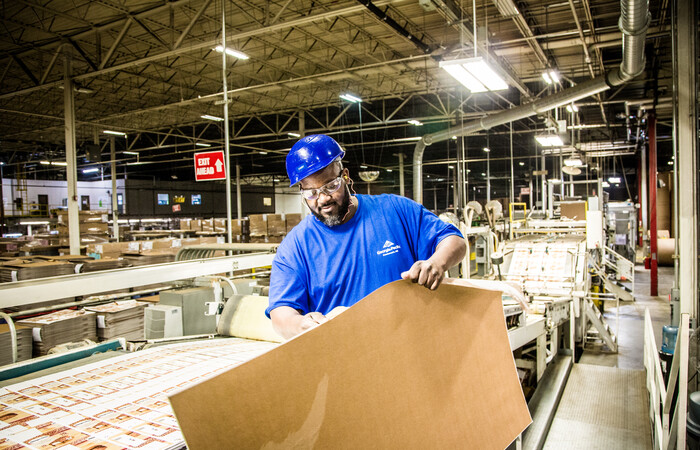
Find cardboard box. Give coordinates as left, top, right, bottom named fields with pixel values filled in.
left=249, top=214, right=267, bottom=236
left=560, top=201, right=587, bottom=220
left=170, top=280, right=531, bottom=449
left=201, top=218, right=214, bottom=232
left=267, top=214, right=286, bottom=236
left=285, top=213, right=302, bottom=233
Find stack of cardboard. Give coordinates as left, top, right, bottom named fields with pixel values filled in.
left=0, top=323, right=33, bottom=365
left=79, top=256, right=131, bottom=272
left=85, top=300, right=147, bottom=341
left=231, top=218, right=250, bottom=242
left=18, top=309, right=97, bottom=356
left=56, top=210, right=110, bottom=246
left=267, top=214, right=286, bottom=236
left=249, top=215, right=268, bottom=243
left=285, top=213, right=302, bottom=233
left=0, top=259, right=75, bottom=283
left=122, top=251, right=175, bottom=266
left=0, top=239, right=19, bottom=257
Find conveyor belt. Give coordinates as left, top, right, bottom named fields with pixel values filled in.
left=0, top=338, right=278, bottom=449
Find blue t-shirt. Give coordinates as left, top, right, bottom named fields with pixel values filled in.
left=266, top=194, right=463, bottom=317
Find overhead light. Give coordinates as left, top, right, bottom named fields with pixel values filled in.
left=274, top=178, right=280, bottom=182
left=40, top=161, right=67, bottom=166
left=201, top=114, right=224, bottom=121
left=601, top=181, right=610, bottom=188
left=288, top=132, right=301, bottom=138
left=258, top=151, right=268, bottom=155
left=19, top=221, right=50, bottom=225
left=542, top=70, right=560, bottom=85
left=534, top=135, right=564, bottom=147
left=466, top=169, right=471, bottom=173
left=519, top=161, right=525, bottom=166
left=214, top=45, right=249, bottom=60
left=195, top=142, right=211, bottom=147
left=340, top=93, right=362, bottom=103
left=452, top=136, right=458, bottom=140
left=548, top=178, right=562, bottom=184
left=608, top=176, right=621, bottom=183
left=668, top=160, right=674, bottom=165
left=123, top=151, right=139, bottom=155
left=566, top=104, right=579, bottom=113
left=483, top=147, right=490, bottom=153
left=360, top=164, right=368, bottom=169
left=408, top=119, right=423, bottom=126
left=103, top=130, right=127, bottom=137
left=440, top=57, right=508, bottom=92
left=386, top=169, right=393, bottom=172
left=448, top=165, right=454, bottom=169
left=481, top=172, right=486, bottom=176
left=83, top=168, right=99, bottom=173
left=564, top=157, right=583, bottom=167
left=393, top=136, right=422, bottom=142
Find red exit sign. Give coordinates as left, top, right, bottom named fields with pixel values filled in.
left=194, top=150, right=226, bottom=181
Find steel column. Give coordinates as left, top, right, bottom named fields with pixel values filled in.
left=110, top=136, right=119, bottom=241
left=648, top=113, right=658, bottom=296
left=63, top=49, right=80, bottom=255
left=398, top=153, right=405, bottom=197
left=221, top=3, right=233, bottom=245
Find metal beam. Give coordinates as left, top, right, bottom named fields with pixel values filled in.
left=0, top=253, right=275, bottom=309
left=99, top=17, right=132, bottom=70
left=63, top=49, right=81, bottom=255
left=11, top=55, right=38, bottom=85
left=174, top=0, right=214, bottom=49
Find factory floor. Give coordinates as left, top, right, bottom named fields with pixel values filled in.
left=541, top=265, right=673, bottom=449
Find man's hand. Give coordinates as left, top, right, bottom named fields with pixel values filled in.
left=270, top=306, right=327, bottom=339
left=401, top=260, right=446, bottom=290
left=299, top=312, right=328, bottom=333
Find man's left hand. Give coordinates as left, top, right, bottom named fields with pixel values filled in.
left=401, top=260, right=445, bottom=290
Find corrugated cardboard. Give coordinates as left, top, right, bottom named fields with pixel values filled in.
left=169, top=279, right=531, bottom=449
left=560, top=201, right=587, bottom=220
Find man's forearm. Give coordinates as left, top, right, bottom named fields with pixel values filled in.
left=430, top=235, right=467, bottom=272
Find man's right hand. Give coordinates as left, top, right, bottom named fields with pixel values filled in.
left=270, top=306, right=327, bottom=339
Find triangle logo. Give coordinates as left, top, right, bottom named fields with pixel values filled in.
left=383, top=240, right=394, bottom=248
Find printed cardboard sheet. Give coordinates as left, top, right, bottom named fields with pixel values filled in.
left=170, top=279, right=532, bottom=449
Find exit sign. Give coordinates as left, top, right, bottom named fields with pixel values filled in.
left=194, top=150, right=226, bottom=181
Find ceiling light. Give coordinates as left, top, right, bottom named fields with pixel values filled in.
left=40, top=161, right=67, bottom=166
left=103, top=130, right=127, bottom=137
left=483, top=147, right=490, bottom=153
left=340, top=93, right=362, bottom=103
left=542, top=70, right=559, bottom=85
left=258, top=151, right=268, bottom=155
left=481, top=172, right=486, bottom=176
left=386, top=169, right=393, bottom=172
left=123, top=151, right=139, bottom=155
left=408, top=119, right=423, bottom=126
left=608, top=176, right=622, bottom=183
left=566, top=104, right=579, bottom=113
left=195, top=142, right=211, bottom=147
left=360, top=164, right=368, bottom=169
left=548, top=178, right=562, bottom=184
left=448, top=165, right=454, bottom=169
left=519, top=161, right=525, bottom=166
left=668, top=160, right=673, bottom=165
left=274, top=178, right=280, bottom=182
left=452, top=136, right=458, bottom=140
left=564, top=157, right=583, bottom=167
left=201, top=114, right=224, bottom=121
left=440, top=57, right=508, bottom=92
left=602, top=181, right=611, bottom=188
left=82, top=168, right=99, bottom=173
left=466, top=169, right=471, bottom=173
left=534, top=135, right=564, bottom=147
left=288, top=132, right=301, bottom=138
left=40, top=161, right=50, bottom=165
left=214, top=45, right=249, bottom=60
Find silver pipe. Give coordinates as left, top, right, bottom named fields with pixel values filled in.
left=412, top=0, right=650, bottom=203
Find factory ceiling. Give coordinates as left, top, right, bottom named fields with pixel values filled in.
left=0, top=0, right=673, bottom=196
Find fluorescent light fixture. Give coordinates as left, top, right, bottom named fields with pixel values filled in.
left=258, top=151, right=268, bottom=155
left=608, top=176, right=621, bottom=183
left=83, top=168, right=99, bottom=173
left=123, top=151, right=139, bottom=155
left=519, top=161, right=525, bottom=166
left=40, top=161, right=50, bottom=165
left=288, top=132, right=301, bottom=138
left=201, top=114, right=224, bottom=121
left=483, top=147, right=490, bottom=153
left=408, top=119, right=423, bottom=126
left=564, top=157, right=583, bottom=167
left=394, top=136, right=422, bottom=142
left=548, top=178, right=562, bottom=184
left=40, top=161, right=67, bottom=166
left=452, top=136, right=458, bottom=140
left=103, top=130, right=127, bottom=137
left=534, top=135, right=564, bottom=147
left=386, top=169, right=393, bottom=172
left=195, top=142, right=211, bottom=147
left=274, top=178, right=280, bottom=182
left=340, top=93, right=362, bottom=103
left=481, top=172, right=486, bottom=176
left=466, top=169, right=471, bottom=173
left=360, top=164, right=368, bottom=169
left=440, top=57, right=508, bottom=92
left=214, top=45, right=249, bottom=60
left=542, top=70, right=560, bottom=84
left=566, top=104, right=579, bottom=113
left=668, top=160, right=674, bottom=165
left=448, top=165, right=454, bottom=169
left=20, top=221, right=49, bottom=225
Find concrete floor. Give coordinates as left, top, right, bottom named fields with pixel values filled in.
left=542, top=265, right=673, bottom=449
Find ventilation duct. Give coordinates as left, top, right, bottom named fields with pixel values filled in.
left=412, top=0, right=650, bottom=203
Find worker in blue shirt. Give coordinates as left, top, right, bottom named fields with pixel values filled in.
left=267, top=134, right=466, bottom=339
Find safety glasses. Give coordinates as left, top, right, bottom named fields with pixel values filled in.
left=300, top=176, right=343, bottom=200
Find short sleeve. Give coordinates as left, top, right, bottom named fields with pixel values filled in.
left=391, top=196, right=463, bottom=260
left=266, top=247, right=311, bottom=318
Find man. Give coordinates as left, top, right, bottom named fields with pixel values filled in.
left=267, top=134, right=466, bottom=339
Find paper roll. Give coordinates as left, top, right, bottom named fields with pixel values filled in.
left=658, top=238, right=675, bottom=266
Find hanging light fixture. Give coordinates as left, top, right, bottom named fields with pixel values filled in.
left=440, top=58, right=508, bottom=92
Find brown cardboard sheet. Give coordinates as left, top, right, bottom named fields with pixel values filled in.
left=169, top=279, right=531, bottom=449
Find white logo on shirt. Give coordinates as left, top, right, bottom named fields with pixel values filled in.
left=377, top=240, right=401, bottom=256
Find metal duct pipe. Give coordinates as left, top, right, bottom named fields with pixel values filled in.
left=412, top=0, right=650, bottom=203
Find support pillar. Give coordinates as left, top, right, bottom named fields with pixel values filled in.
left=63, top=49, right=80, bottom=255
left=110, top=137, right=119, bottom=242
left=221, top=1, right=233, bottom=245
left=648, top=113, right=658, bottom=296
left=398, top=153, right=405, bottom=197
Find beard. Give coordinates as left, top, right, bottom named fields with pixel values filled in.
left=311, top=189, right=351, bottom=227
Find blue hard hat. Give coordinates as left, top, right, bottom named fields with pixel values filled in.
left=286, top=135, right=345, bottom=187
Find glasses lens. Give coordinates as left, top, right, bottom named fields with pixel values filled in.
left=300, top=176, right=343, bottom=200
left=300, top=188, right=318, bottom=200
left=322, top=177, right=342, bottom=195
